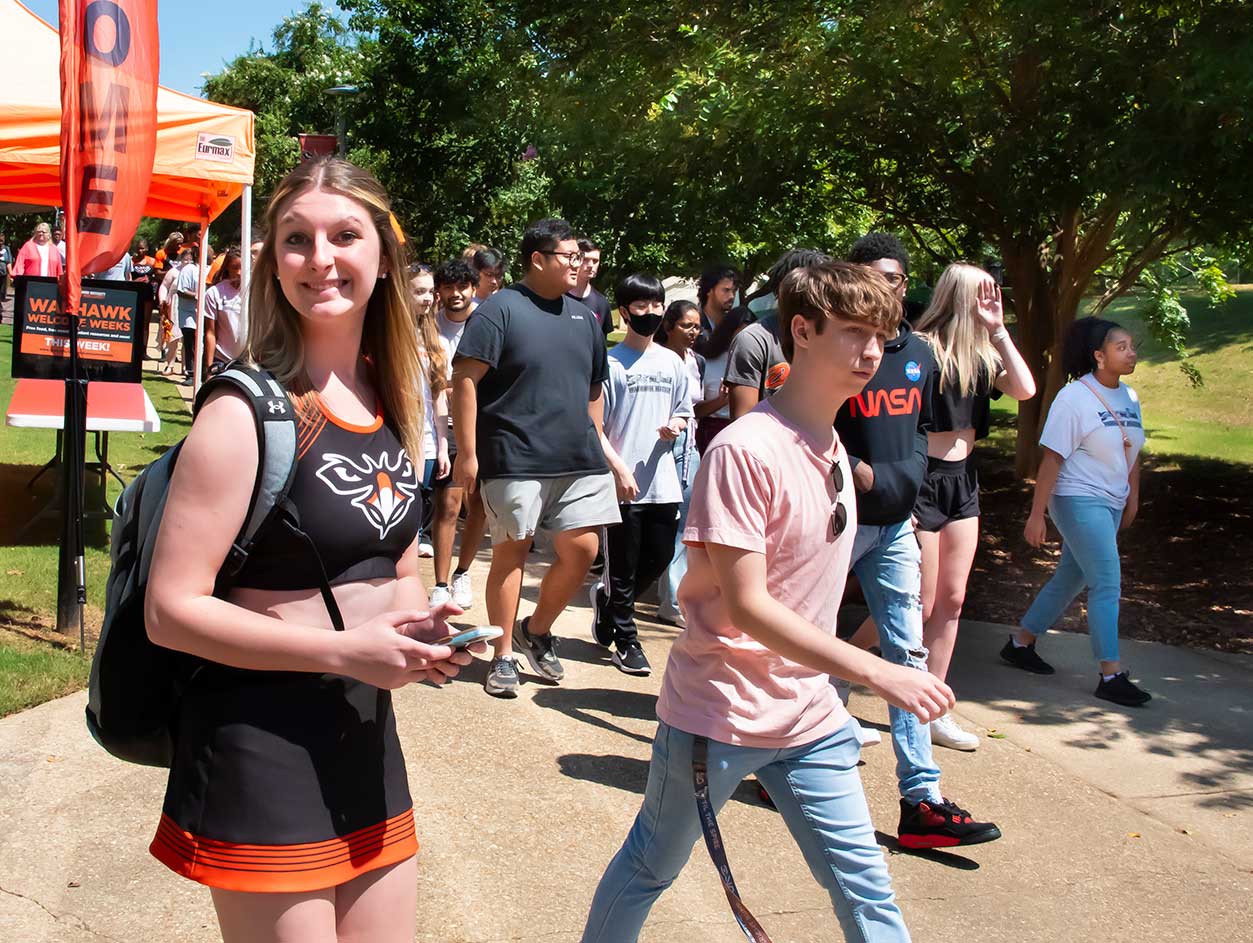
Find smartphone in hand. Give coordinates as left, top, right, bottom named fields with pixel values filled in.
left=435, top=626, right=504, bottom=649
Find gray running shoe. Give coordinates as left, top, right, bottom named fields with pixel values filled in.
left=484, top=655, right=520, bottom=698
left=513, top=617, right=565, bottom=682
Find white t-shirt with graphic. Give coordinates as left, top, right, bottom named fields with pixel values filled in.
left=603, top=343, right=694, bottom=505
left=1040, top=375, right=1144, bottom=508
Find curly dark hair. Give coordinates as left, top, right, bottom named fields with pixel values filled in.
left=848, top=232, right=910, bottom=274
left=434, top=258, right=479, bottom=289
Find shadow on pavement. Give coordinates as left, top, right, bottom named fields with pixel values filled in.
left=556, top=751, right=764, bottom=808
left=874, top=832, right=980, bottom=871
left=534, top=686, right=657, bottom=745
left=949, top=623, right=1253, bottom=810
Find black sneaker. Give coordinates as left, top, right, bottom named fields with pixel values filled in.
left=1000, top=637, right=1056, bottom=675
left=513, top=617, right=565, bottom=682
left=897, top=798, right=1002, bottom=850
left=612, top=641, right=651, bottom=676
left=589, top=582, right=613, bottom=648
left=1095, top=671, right=1151, bottom=707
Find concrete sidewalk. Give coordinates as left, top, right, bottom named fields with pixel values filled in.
left=1, top=545, right=1250, bottom=942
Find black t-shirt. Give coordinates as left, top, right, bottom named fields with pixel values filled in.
left=455, top=283, right=610, bottom=479
left=930, top=360, right=1003, bottom=440
left=835, top=325, right=936, bottom=525
left=567, top=287, right=614, bottom=338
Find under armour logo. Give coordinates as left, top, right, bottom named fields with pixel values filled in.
left=267, top=399, right=287, bottom=415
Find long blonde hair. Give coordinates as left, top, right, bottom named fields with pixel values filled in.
left=414, top=304, right=449, bottom=394
left=914, top=263, right=1001, bottom=397
left=246, top=159, right=425, bottom=461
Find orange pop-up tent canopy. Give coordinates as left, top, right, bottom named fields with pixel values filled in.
left=0, top=0, right=255, bottom=222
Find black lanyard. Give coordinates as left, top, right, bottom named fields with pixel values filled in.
left=692, top=735, right=775, bottom=943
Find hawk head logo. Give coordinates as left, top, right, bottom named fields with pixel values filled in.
left=315, top=451, right=418, bottom=540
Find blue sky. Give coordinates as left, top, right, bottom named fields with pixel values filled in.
left=23, top=0, right=330, bottom=96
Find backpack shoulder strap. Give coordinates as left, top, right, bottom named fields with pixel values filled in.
left=195, top=363, right=299, bottom=581
left=195, top=364, right=346, bottom=633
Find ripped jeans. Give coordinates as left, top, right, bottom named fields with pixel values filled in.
left=849, top=519, right=942, bottom=803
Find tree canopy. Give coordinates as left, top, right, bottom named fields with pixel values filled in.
left=201, top=0, right=1253, bottom=469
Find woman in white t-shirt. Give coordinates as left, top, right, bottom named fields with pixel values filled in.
left=1001, top=317, right=1150, bottom=706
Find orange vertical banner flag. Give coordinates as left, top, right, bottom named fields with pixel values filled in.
left=59, top=0, right=159, bottom=316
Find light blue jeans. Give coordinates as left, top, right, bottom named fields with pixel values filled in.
left=1022, top=494, right=1123, bottom=663
left=850, top=520, right=942, bottom=804
left=656, top=429, right=700, bottom=621
left=581, top=720, right=910, bottom=943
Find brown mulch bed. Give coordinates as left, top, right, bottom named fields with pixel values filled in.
left=969, top=428, right=1253, bottom=656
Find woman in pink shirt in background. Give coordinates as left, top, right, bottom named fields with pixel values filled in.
left=582, top=262, right=955, bottom=943
left=13, top=222, right=63, bottom=278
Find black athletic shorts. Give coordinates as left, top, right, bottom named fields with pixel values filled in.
left=913, top=456, right=979, bottom=532
left=150, top=665, right=416, bottom=892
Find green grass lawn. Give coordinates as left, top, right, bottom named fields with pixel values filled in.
left=0, top=321, right=190, bottom=713
left=0, top=632, right=91, bottom=716
left=992, top=286, right=1253, bottom=466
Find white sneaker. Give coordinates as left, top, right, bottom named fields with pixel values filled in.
left=450, top=571, right=473, bottom=609
left=429, top=584, right=451, bottom=607
left=930, top=713, right=979, bottom=752
left=418, top=541, right=434, bottom=558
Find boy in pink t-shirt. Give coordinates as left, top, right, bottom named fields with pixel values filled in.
left=582, top=262, right=956, bottom=943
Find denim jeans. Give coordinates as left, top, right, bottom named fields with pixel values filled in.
left=581, top=720, right=910, bottom=943
left=657, top=429, right=700, bottom=621
left=849, top=520, right=942, bottom=804
left=1022, top=494, right=1123, bottom=663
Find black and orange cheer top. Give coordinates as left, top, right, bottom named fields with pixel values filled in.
left=236, top=396, right=423, bottom=590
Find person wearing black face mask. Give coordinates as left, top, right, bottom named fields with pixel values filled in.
left=589, top=273, right=694, bottom=675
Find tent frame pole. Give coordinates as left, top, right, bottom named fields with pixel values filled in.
left=193, top=221, right=209, bottom=393
left=239, top=185, right=252, bottom=349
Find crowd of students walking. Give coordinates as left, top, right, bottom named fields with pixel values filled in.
left=126, top=157, right=1149, bottom=942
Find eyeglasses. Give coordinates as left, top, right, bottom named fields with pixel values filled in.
left=540, top=250, right=584, bottom=266
left=830, top=462, right=848, bottom=539
left=880, top=272, right=908, bottom=287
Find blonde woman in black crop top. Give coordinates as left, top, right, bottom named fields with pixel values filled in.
left=912, top=263, right=1036, bottom=751
left=144, top=159, right=480, bottom=942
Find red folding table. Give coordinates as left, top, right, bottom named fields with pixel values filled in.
left=6, top=378, right=161, bottom=531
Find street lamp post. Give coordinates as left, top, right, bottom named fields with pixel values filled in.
left=323, top=85, right=361, bottom=157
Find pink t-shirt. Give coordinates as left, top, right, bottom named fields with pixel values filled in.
left=656, top=401, right=856, bottom=748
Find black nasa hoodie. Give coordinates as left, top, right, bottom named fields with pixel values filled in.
left=834, top=322, right=936, bottom=526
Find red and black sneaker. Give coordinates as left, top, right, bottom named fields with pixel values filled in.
left=897, top=798, right=1002, bottom=850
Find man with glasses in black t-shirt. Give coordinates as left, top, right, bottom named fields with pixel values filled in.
left=452, top=218, right=626, bottom=698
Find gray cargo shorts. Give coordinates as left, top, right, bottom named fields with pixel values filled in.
left=479, top=473, right=620, bottom=545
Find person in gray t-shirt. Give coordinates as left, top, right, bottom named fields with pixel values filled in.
left=725, top=248, right=833, bottom=418
left=590, top=273, right=693, bottom=676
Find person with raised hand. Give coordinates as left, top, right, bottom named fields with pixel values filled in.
left=911, top=263, right=1036, bottom=750
left=144, top=158, right=476, bottom=943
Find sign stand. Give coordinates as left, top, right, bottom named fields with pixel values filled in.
left=57, top=299, right=88, bottom=646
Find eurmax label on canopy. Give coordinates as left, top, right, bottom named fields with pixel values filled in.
left=195, top=133, right=235, bottom=163
left=18, top=279, right=138, bottom=365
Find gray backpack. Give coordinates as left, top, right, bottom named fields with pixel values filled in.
left=85, top=365, right=334, bottom=767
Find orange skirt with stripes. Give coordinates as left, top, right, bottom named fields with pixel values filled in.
left=152, top=666, right=416, bottom=893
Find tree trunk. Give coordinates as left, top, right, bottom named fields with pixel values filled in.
left=1001, top=240, right=1085, bottom=478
